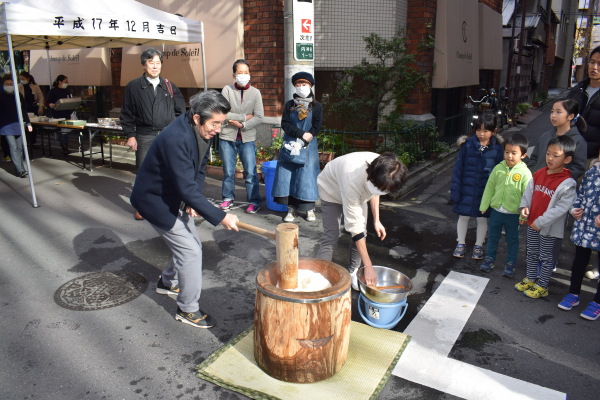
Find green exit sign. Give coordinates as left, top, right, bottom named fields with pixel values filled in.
left=295, top=43, right=313, bottom=61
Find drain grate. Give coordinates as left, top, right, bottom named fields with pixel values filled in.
left=54, top=271, right=148, bottom=311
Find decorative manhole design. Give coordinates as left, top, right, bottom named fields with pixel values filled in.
left=54, top=271, right=148, bottom=311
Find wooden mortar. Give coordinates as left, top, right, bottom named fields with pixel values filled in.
left=254, top=258, right=352, bottom=383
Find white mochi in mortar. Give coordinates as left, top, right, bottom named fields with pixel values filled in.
left=282, top=269, right=332, bottom=292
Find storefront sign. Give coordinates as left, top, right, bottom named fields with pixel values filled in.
left=121, top=0, right=243, bottom=89
left=479, top=4, right=502, bottom=70
left=29, top=48, right=112, bottom=86
left=294, top=0, right=314, bottom=61
left=432, top=0, right=480, bottom=88
left=121, top=44, right=208, bottom=89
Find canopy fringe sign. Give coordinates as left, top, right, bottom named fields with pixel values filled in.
left=0, top=0, right=205, bottom=207
left=0, top=0, right=203, bottom=50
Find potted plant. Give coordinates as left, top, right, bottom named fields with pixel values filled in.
left=429, top=141, right=450, bottom=160
left=343, top=132, right=382, bottom=152
left=206, top=152, right=224, bottom=176
left=516, top=102, right=531, bottom=115
left=105, top=135, right=128, bottom=146
left=317, top=130, right=339, bottom=166
left=269, top=135, right=284, bottom=160
left=235, top=156, right=244, bottom=179
left=255, top=144, right=272, bottom=164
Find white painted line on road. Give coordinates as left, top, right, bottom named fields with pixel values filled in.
left=400, top=271, right=488, bottom=357
left=396, top=351, right=565, bottom=400
left=392, top=271, right=567, bottom=400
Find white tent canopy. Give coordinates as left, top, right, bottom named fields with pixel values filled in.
left=0, top=0, right=206, bottom=207
left=0, top=0, right=203, bottom=49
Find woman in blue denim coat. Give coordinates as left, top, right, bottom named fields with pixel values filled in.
left=272, top=72, right=323, bottom=222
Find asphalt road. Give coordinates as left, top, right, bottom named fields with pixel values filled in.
left=1, top=111, right=598, bottom=399
left=377, top=164, right=598, bottom=400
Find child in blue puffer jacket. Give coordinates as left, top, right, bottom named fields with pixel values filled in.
left=451, top=111, right=504, bottom=259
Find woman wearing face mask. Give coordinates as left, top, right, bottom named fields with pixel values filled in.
left=315, top=152, right=408, bottom=289
left=0, top=74, right=32, bottom=178
left=18, top=71, right=44, bottom=116
left=46, top=74, right=73, bottom=155
left=272, top=72, right=323, bottom=222
left=18, top=71, right=44, bottom=147
left=217, top=59, right=264, bottom=214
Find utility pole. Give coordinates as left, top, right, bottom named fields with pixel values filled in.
left=506, top=0, right=520, bottom=116
left=516, top=0, right=527, bottom=105
left=573, top=0, right=596, bottom=82
left=582, top=0, right=596, bottom=72
left=283, top=0, right=314, bottom=102
left=542, top=0, right=552, bottom=92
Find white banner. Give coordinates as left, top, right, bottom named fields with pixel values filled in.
left=1, top=0, right=203, bottom=49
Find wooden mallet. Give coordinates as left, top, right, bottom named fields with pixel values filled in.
left=236, top=221, right=299, bottom=290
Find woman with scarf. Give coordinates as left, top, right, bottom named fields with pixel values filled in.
left=272, top=72, right=323, bottom=222
left=18, top=71, right=44, bottom=116
left=18, top=71, right=44, bottom=146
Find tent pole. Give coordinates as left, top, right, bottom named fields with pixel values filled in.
left=6, top=34, right=39, bottom=207
left=200, top=21, right=207, bottom=91
left=201, top=42, right=207, bottom=91
left=46, top=48, right=52, bottom=89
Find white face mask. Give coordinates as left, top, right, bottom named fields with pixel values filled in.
left=295, top=85, right=311, bottom=98
left=3, top=85, right=14, bottom=94
left=20, top=80, right=28, bottom=85
left=366, top=180, right=388, bottom=196
left=61, top=83, right=68, bottom=89
left=235, top=73, right=251, bottom=86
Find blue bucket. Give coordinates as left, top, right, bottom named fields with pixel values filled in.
left=261, top=160, right=287, bottom=212
left=358, top=294, right=408, bottom=329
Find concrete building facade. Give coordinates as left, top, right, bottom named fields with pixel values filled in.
left=106, top=1, right=578, bottom=141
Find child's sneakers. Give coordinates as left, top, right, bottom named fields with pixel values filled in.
left=479, top=257, right=494, bottom=272
left=580, top=301, right=600, bottom=321
left=515, top=277, right=535, bottom=292
left=503, top=261, right=515, bottom=278
left=471, top=245, right=484, bottom=260
left=524, top=284, right=548, bottom=299
left=557, top=293, right=580, bottom=311
left=585, top=269, right=600, bottom=280
left=452, top=244, right=466, bottom=258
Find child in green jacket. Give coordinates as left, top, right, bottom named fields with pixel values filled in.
left=479, top=133, right=533, bottom=277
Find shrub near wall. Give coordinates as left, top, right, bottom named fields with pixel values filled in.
left=377, top=117, right=443, bottom=166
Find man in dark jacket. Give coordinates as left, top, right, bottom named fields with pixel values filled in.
left=121, top=47, right=186, bottom=220
left=131, top=91, right=239, bottom=328
left=568, top=46, right=600, bottom=159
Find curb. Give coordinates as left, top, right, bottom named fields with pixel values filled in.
left=393, top=104, right=554, bottom=201
left=396, top=148, right=458, bottom=199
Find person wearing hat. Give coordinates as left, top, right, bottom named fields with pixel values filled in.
left=272, top=71, right=323, bottom=222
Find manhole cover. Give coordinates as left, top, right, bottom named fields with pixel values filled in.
left=54, top=271, right=148, bottom=311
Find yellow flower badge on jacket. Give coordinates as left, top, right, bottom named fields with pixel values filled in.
left=512, top=173, right=522, bottom=182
